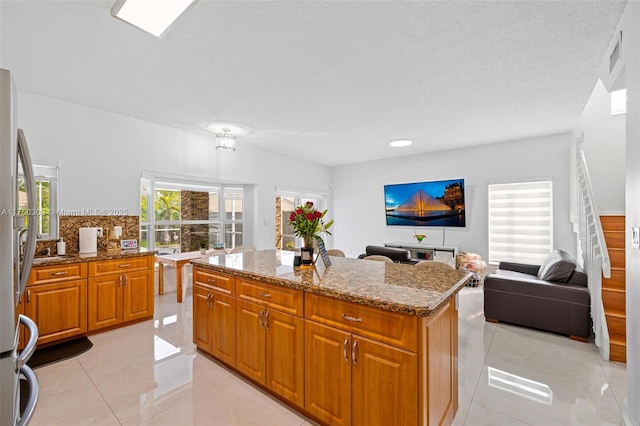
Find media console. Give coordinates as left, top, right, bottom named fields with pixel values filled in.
left=384, top=242, right=459, bottom=266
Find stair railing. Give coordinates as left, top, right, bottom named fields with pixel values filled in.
left=572, top=135, right=611, bottom=360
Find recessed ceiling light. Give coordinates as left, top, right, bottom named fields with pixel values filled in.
left=111, top=0, right=197, bottom=38
left=389, top=139, right=413, bottom=148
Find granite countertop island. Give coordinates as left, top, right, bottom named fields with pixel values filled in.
left=191, top=249, right=471, bottom=316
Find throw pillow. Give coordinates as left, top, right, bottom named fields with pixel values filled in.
left=537, top=249, right=576, bottom=283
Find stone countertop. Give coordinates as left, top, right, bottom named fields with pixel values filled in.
left=191, top=249, right=472, bottom=316
left=31, top=248, right=156, bottom=267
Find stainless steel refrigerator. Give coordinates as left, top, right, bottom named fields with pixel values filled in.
left=0, top=67, right=40, bottom=425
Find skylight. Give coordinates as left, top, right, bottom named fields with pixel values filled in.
left=111, top=0, right=197, bottom=38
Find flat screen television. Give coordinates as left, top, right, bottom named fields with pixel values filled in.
left=384, top=178, right=466, bottom=227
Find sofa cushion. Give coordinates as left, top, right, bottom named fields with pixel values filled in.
left=537, top=249, right=576, bottom=283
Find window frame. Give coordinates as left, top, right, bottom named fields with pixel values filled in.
left=487, top=180, right=553, bottom=265
left=140, top=175, right=245, bottom=254
left=19, top=163, right=59, bottom=240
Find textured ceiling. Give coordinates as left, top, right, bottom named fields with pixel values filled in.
left=0, top=1, right=627, bottom=166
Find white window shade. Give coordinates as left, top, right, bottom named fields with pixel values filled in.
left=488, top=181, right=553, bottom=265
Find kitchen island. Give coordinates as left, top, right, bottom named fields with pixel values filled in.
left=191, top=249, right=471, bottom=426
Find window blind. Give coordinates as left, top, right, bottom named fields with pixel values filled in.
left=488, top=181, right=553, bottom=265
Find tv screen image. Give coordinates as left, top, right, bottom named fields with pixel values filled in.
left=384, top=179, right=465, bottom=227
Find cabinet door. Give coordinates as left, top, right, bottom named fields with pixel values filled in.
left=266, top=309, right=304, bottom=407
left=236, top=300, right=266, bottom=382
left=193, top=285, right=214, bottom=354
left=305, top=321, right=351, bottom=426
left=351, top=337, right=418, bottom=426
left=24, top=279, right=87, bottom=345
left=88, top=275, right=122, bottom=331
left=123, top=270, right=154, bottom=323
left=211, top=291, right=236, bottom=367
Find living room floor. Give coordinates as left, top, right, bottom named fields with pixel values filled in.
left=28, top=284, right=627, bottom=425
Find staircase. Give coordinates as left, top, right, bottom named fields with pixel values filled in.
left=601, top=215, right=627, bottom=363
left=571, top=137, right=611, bottom=360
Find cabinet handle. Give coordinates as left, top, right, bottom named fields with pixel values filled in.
left=50, top=271, right=68, bottom=276
left=207, top=293, right=213, bottom=308
left=352, top=340, right=358, bottom=365
left=119, top=276, right=123, bottom=287
left=343, top=337, right=349, bottom=362
left=259, top=310, right=265, bottom=328
left=258, top=292, right=272, bottom=299
left=264, top=310, right=269, bottom=330
left=341, top=314, right=363, bottom=323
left=125, top=275, right=129, bottom=286
left=207, top=278, right=217, bottom=284
left=26, top=290, right=31, bottom=303
left=118, top=264, right=131, bottom=268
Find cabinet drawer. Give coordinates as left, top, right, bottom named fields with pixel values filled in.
left=305, top=292, right=418, bottom=351
left=29, top=263, right=87, bottom=286
left=193, top=268, right=235, bottom=295
left=88, top=256, right=151, bottom=277
left=237, top=278, right=303, bottom=317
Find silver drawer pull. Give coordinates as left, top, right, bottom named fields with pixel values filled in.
left=118, top=264, right=131, bottom=268
left=50, top=271, right=69, bottom=276
left=343, top=337, right=349, bottom=362
left=258, top=292, right=272, bottom=298
left=342, top=314, right=363, bottom=323
left=207, top=278, right=217, bottom=284
left=352, top=340, right=358, bottom=365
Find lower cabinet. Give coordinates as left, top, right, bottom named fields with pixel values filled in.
left=236, top=299, right=305, bottom=407
left=304, top=321, right=417, bottom=426
left=193, top=283, right=236, bottom=366
left=88, top=259, right=154, bottom=332
left=23, top=279, right=88, bottom=345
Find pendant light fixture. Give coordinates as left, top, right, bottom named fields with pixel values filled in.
left=216, top=128, right=236, bottom=151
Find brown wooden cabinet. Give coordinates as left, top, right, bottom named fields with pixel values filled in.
left=25, top=263, right=88, bottom=346
left=304, top=318, right=417, bottom=426
left=88, top=257, right=153, bottom=331
left=193, top=268, right=236, bottom=366
left=235, top=277, right=305, bottom=407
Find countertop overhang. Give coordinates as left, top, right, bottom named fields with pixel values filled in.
left=191, top=249, right=472, bottom=316
left=31, top=248, right=156, bottom=266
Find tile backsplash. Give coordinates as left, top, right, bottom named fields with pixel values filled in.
left=36, top=215, right=139, bottom=255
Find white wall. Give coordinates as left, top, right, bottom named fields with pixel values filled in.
left=16, top=90, right=331, bottom=250
left=575, top=79, right=626, bottom=214
left=330, top=133, right=575, bottom=260
left=621, top=3, right=640, bottom=425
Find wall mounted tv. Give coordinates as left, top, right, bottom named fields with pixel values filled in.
left=384, top=178, right=466, bottom=227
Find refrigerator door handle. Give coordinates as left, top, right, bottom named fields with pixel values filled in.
left=17, top=129, right=37, bottom=300
left=17, top=314, right=39, bottom=368
left=17, top=365, right=39, bottom=426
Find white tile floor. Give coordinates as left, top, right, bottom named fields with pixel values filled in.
left=29, top=284, right=627, bottom=425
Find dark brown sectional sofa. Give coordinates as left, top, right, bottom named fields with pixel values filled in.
left=483, top=250, right=591, bottom=341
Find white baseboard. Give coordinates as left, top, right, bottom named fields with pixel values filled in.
left=623, top=399, right=640, bottom=426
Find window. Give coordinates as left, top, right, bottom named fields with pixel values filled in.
left=140, top=177, right=244, bottom=254
left=488, top=181, right=553, bottom=265
left=18, top=163, right=58, bottom=240
left=276, top=193, right=326, bottom=250
left=611, top=89, right=626, bottom=115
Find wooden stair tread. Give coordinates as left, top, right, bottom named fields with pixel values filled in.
left=606, top=311, right=626, bottom=319
left=610, top=337, right=627, bottom=345
left=602, top=287, right=625, bottom=293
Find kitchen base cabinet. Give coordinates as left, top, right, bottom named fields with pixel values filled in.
left=23, top=279, right=87, bottom=346
left=304, top=321, right=417, bottom=426
left=193, top=268, right=236, bottom=367
left=236, top=299, right=305, bottom=407
left=26, top=262, right=88, bottom=346
left=88, top=257, right=154, bottom=332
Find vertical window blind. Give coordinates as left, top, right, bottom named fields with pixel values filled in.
left=488, top=181, right=553, bottom=265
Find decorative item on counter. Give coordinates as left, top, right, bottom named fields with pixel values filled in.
left=120, top=239, right=138, bottom=250
left=213, top=242, right=224, bottom=249
left=56, top=237, right=66, bottom=255
left=289, top=201, right=334, bottom=267
left=106, top=225, right=121, bottom=254
left=414, top=234, right=426, bottom=242
left=200, top=240, right=208, bottom=254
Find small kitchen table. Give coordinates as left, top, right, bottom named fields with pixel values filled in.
left=155, top=249, right=226, bottom=302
